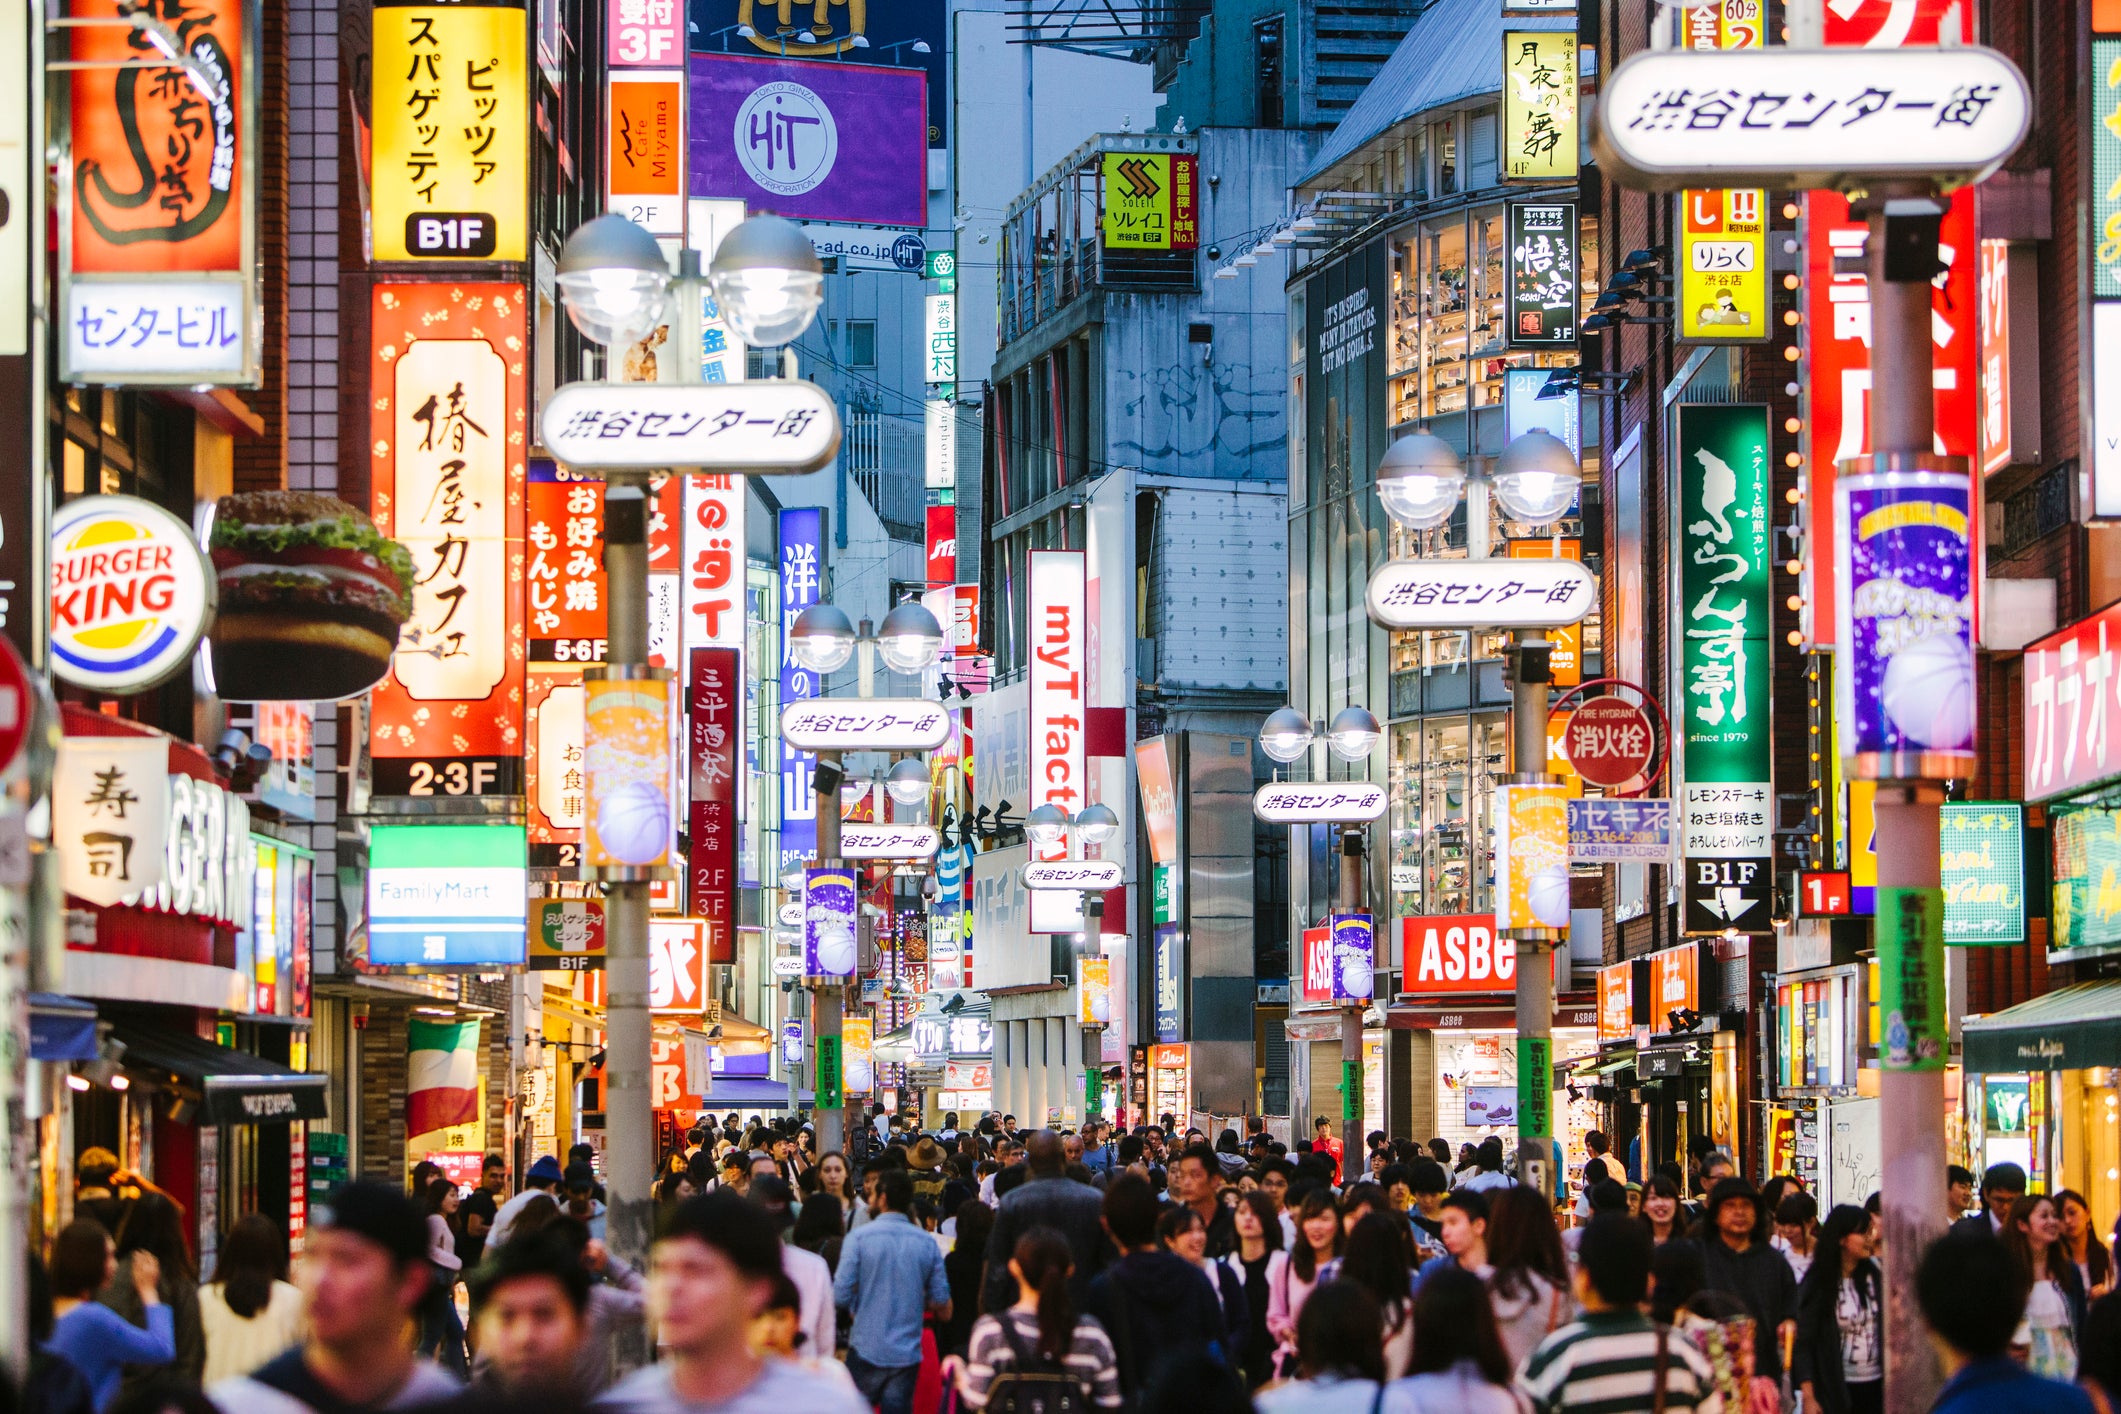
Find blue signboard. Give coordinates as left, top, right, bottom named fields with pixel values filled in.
left=365, top=824, right=528, bottom=967
left=1153, top=922, right=1183, bottom=1043
left=779, top=507, right=825, bottom=863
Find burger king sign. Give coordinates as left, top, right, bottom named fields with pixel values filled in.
left=52, top=497, right=214, bottom=694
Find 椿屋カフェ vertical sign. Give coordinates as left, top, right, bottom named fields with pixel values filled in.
left=1677, top=404, right=1772, bottom=934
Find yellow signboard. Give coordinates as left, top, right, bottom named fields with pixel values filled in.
left=1495, top=782, right=1572, bottom=932
left=1679, top=188, right=1769, bottom=343
left=372, top=0, right=530, bottom=262
left=1501, top=32, right=1578, bottom=182
left=1100, top=153, right=1198, bottom=251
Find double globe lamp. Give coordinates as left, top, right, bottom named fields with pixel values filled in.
left=556, top=211, right=826, bottom=353
left=1373, top=427, right=1581, bottom=532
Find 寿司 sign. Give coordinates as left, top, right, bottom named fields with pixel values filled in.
left=1399, top=914, right=1515, bottom=994
left=1591, top=46, right=2029, bottom=192
left=51, top=496, right=214, bottom=694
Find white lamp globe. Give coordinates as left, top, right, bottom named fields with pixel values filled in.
left=885, top=758, right=931, bottom=806
left=1260, top=707, right=1315, bottom=764
left=707, top=215, right=825, bottom=346
left=1326, top=706, right=1382, bottom=761
left=1025, top=803, right=1070, bottom=849
left=876, top=601, right=945, bottom=672
left=788, top=604, right=857, bottom=675
left=555, top=214, right=671, bottom=349
left=1490, top=430, right=1580, bottom=527
left=1074, top=803, right=1120, bottom=847
left=1375, top=431, right=1466, bottom=530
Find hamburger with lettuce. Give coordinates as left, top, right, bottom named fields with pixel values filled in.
left=207, top=490, right=415, bottom=701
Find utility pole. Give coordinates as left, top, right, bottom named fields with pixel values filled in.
left=812, top=746, right=846, bottom=1157
left=1509, top=626, right=1556, bottom=1198
left=1337, top=826, right=1364, bottom=1164
left=1861, top=186, right=1952, bottom=1414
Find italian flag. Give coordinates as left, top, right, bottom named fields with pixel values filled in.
left=407, top=1018, right=482, bottom=1138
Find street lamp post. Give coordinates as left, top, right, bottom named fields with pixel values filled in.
left=1373, top=427, right=1581, bottom=1197
left=1025, top=802, right=1120, bottom=1119
left=787, top=598, right=948, bottom=1155
left=1260, top=706, right=1381, bottom=1170
left=552, top=213, right=830, bottom=1350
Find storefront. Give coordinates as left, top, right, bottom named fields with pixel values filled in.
left=1964, top=984, right=2121, bottom=1229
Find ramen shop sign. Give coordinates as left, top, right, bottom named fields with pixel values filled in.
left=51, top=497, right=215, bottom=693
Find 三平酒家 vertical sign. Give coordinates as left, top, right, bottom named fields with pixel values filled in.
left=1677, top=404, right=1772, bottom=934
left=372, top=0, right=529, bottom=261
left=369, top=283, right=527, bottom=797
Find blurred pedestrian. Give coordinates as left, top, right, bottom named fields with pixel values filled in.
left=1485, top=1187, right=1570, bottom=1372
left=1336, top=1211, right=1416, bottom=1379
left=418, top=1177, right=468, bottom=1374
left=2006, top=1192, right=2087, bottom=1380
left=939, top=1200, right=994, bottom=1359
left=49, top=1218, right=176, bottom=1412
left=198, top=1215, right=302, bottom=1387
left=1224, top=1191, right=1284, bottom=1389
left=1791, top=1205, right=1881, bottom=1414
left=101, top=1191, right=206, bottom=1394
left=1921, top=1229, right=2094, bottom=1414
left=1158, top=1207, right=1246, bottom=1360
left=948, top=1228, right=1121, bottom=1410
left=1254, top=1281, right=1385, bottom=1414
left=1518, top=1216, right=1718, bottom=1414
left=982, top=1132, right=1107, bottom=1314
left=1269, top=1188, right=1345, bottom=1378
left=1084, top=1174, right=1228, bottom=1398
left=2063, top=1190, right=2115, bottom=1300
left=834, top=1169, right=953, bottom=1414
left=1381, top=1265, right=1519, bottom=1414
left=1695, top=1176, right=1795, bottom=1402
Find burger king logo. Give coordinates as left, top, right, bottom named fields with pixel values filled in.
left=52, top=496, right=214, bottom=694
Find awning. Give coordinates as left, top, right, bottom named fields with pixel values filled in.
left=1964, top=981, right=2121, bottom=1072
left=706, top=1012, right=772, bottom=1056
left=110, top=1023, right=328, bottom=1125
left=696, top=1076, right=811, bottom=1112
left=31, top=994, right=101, bottom=1062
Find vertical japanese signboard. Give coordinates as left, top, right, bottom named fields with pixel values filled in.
left=1506, top=202, right=1576, bottom=348
left=2099, top=38, right=2121, bottom=301
left=1027, top=550, right=1086, bottom=876
left=608, top=0, right=683, bottom=66
left=1097, top=152, right=1198, bottom=250
left=527, top=463, right=608, bottom=665
left=526, top=670, right=584, bottom=868
left=1493, top=784, right=1571, bottom=931
left=1978, top=240, right=2039, bottom=476
left=1677, top=404, right=1773, bottom=934
left=608, top=73, right=685, bottom=236
left=1675, top=4, right=1764, bottom=346
left=925, top=291, right=957, bottom=389
left=688, top=648, right=737, bottom=960
left=371, top=0, right=529, bottom=262
left=62, top=0, right=256, bottom=382
left=680, top=475, right=745, bottom=660
left=925, top=396, right=958, bottom=492
left=1500, top=31, right=1576, bottom=182
left=369, top=284, right=527, bottom=798
left=778, top=507, right=825, bottom=864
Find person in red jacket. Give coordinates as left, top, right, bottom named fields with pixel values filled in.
left=1312, top=1117, right=1344, bottom=1185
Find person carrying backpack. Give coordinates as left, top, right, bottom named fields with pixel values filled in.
left=950, top=1227, right=1121, bottom=1412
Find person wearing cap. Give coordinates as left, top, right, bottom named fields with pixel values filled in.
left=596, top=1191, right=866, bottom=1414
left=1697, top=1174, right=1798, bottom=1402
left=209, top=1181, right=461, bottom=1414
left=906, top=1137, right=948, bottom=1210
left=485, top=1156, right=565, bottom=1253
left=563, top=1162, right=607, bottom=1241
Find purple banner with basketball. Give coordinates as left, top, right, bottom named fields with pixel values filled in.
left=689, top=54, right=927, bottom=227
left=1330, top=910, right=1375, bottom=1004
left=1833, top=469, right=1976, bottom=773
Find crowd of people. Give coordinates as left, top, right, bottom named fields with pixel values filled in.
left=19, top=1116, right=2121, bottom=1414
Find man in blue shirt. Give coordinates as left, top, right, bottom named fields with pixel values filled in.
left=1920, top=1228, right=2095, bottom=1414
left=833, top=1168, right=952, bottom=1414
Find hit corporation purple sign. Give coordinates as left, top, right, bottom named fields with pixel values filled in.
left=689, top=54, right=927, bottom=227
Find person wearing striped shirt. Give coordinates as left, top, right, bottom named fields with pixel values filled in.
left=951, top=1228, right=1122, bottom=1410
left=1518, top=1215, right=1723, bottom=1414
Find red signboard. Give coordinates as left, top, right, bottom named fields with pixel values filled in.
left=527, top=465, right=608, bottom=662
left=2024, top=599, right=2121, bottom=801
left=926, top=505, right=957, bottom=584
left=1399, top=914, right=1514, bottom=994
left=1300, top=926, right=1332, bottom=1003
left=1800, top=871, right=1852, bottom=916
left=687, top=648, right=738, bottom=962
left=1561, top=698, right=1656, bottom=788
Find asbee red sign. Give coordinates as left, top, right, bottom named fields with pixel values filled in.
left=1301, top=926, right=1333, bottom=1003
left=1400, top=914, right=1514, bottom=994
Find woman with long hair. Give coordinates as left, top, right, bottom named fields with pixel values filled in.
left=1383, top=1264, right=1519, bottom=1414
left=1160, top=1206, right=1247, bottom=1359
left=1792, top=1204, right=1883, bottom=1414
left=2006, top=1192, right=2089, bottom=1380
left=1223, top=1191, right=1284, bottom=1389
left=1256, top=1281, right=1386, bottom=1413
left=814, top=1150, right=858, bottom=1226
left=47, top=1218, right=174, bottom=1413
left=2063, top=1190, right=2116, bottom=1299
left=1483, top=1185, right=1570, bottom=1373
left=197, top=1214, right=302, bottom=1386
left=939, top=1200, right=994, bottom=1360
left=1336, top=1211, right=1417, bottom=1380
left=416, top=1177, right=468, bottom=1374
left=97, top=1190, right=205, bottom=1395
left=792, top=1186, right=846, bottom=1273
left=1268, top=1188, right=1344, bottom=1379
left=948, top=1227, right=1121, bottom=1409
left=1640, top=1174, right=1686, bottom=1246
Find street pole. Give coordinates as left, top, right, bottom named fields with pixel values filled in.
left=1509, top=627, right=1555, bottom=1197
left=813, top=747, right=846, bottom=1157
left=1862, top=187, right=1949, bottom=1414
left=1337, top=824, right=1364, bottom=1171
left=599, top=483, right=653, bottom=1369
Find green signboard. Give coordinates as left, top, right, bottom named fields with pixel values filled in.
left=2097, top=41, right=2121, bottom=298
left=1341, top=1061, right=1360, bottom=1125
left=2053, top=804, right=2121, bottom=952
left=1676, top=404, right=1774, bottom=935
left=1878, top=887, right=1946, bottom=1071
left=1152, top=863, right=1176, bottom=925
left=1084, top=1068, right=1102, bottom=1110
left=1516, top=1035, right=1552, bottom=1138
left=924, top=248, right=957, bottom=293
left=816, top=1035, right=842, bottom=1109
left=1940, top=802, right=2026, bottom=945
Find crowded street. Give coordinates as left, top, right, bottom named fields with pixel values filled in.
left=0, top=0, right=2110, bottom=1409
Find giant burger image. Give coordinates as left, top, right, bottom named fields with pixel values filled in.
left=207, top=491, right=415, bottom=701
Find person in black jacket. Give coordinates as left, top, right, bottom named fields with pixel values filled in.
left=1696, top=1176, right=1798, bottom=1396
left=981, top=1131, right=1109, bottom=1314
left=1083, top=1173, right=1228, bottom=1399
left=1793, top=1204, right=1884, bottom=1414
left=1949, top=1161, right=2027, bottom=1240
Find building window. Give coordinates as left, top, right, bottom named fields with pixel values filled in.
left=1255, top=19, right=1284, bottom=128
left=1432, top=117, right=1457, bottom=194
left=846, top=319, right=876, bottom=367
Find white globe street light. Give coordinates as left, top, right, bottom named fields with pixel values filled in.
left=556, top=214, right=671, bottom=349
left=1326, top=707, right=1382, bottom=761
left=876, top=601, right=946, bottom=672
left=1074, top=803, right=1120, bottom=847
left=1260, top=707, right=1316, bottom=764
left=1489, top=429, right=1581, bottom=527
left=708, top=215, right=826, bottom=347
left=886, top=757, right=931, bottom=806
left=1026, top=803, right=1071, bottom=849
left=1375, top=431, right=1468, bottom=530
left=788, top=604, right=858, bottom=675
